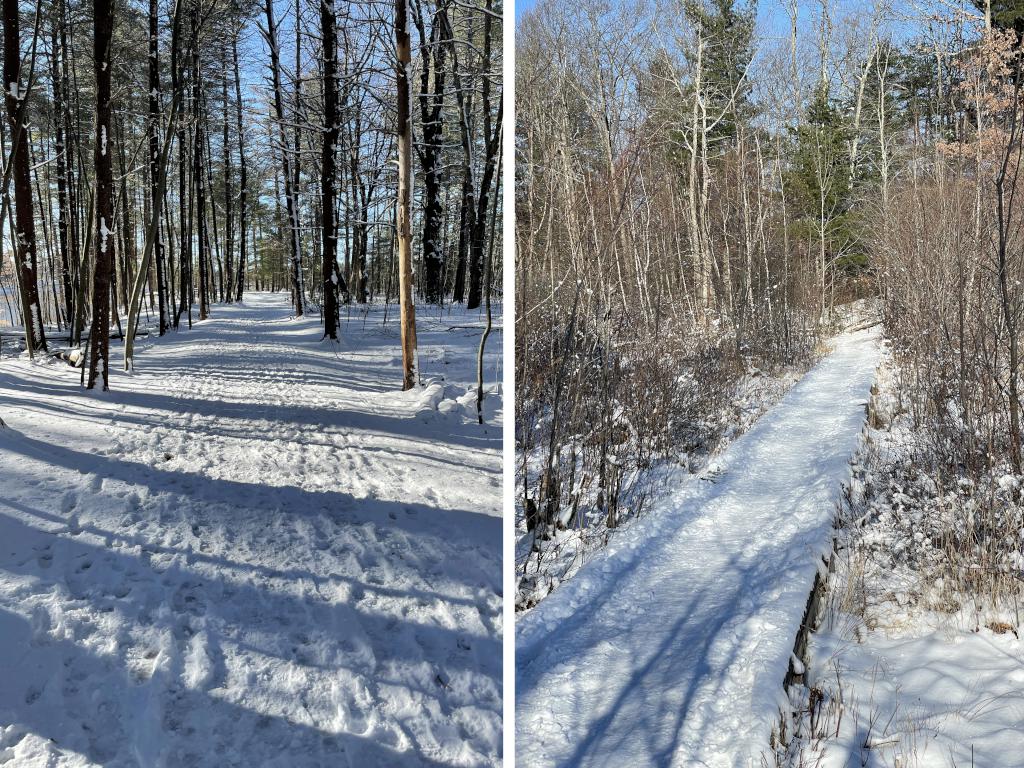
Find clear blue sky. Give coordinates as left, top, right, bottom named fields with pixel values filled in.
left=513, top=0, right=893, bottom=41
left=515, top=0, right=537, bottom=21
left=513, top=0, right=797, bottom=36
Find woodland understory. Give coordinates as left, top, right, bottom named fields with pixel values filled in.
left=515, top=0, right=1024, bottom=627
left=0, top=0, right=502, bottom=394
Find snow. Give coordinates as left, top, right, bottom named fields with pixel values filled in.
left=805, top=620, right=1024, bottom=767
left=516, top=348, right=806, bottom=612
left=99, top=217, right=111, bottom=253
left=785, top=354, right=1024, bottom=766
left=0, top=292, right=502, bottom=767
left=515, top=328, right=880, bottom=768
left=100, top=125, right=107, bottom=156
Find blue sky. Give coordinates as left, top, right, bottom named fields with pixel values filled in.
left=515, top=0, right=537, bottom=21
left=513, top=0, right=888, bottom=40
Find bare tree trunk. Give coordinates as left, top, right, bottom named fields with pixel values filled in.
left=232, top=30, right=246, bottom=300
left=995, top=80, right=1022, bottom=472
left=263, top=0, right=303, bottom=315
left=467, top=0, right=497, bottom=310
left=87, top=0, right=114, bottom=390
left=4, top=0, right=46, bottom=352
left=60, top=0, right=82, bottom=344
left=149, top=0, right=168, bottom=334
left=477, top=130, right=501, bottom=423
left=173, top=9, right=190, bottom=328
left=292, top=0, right=304, bottom=308
left=192, top=7, right=209, bottom=320
left=51, top=13, right=74, bottom=329
left=395, top=0, right=417, bottom=390
left=221, top=39, right=233, bottom=304
left=414, top=0, right=449, bottom=304
left=321, top=0, right=338, bottom=338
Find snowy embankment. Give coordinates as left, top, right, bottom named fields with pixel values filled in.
left=0, top=292, right=502, bottom=767
left=515, top=328, right=879, bottom=768
left=786, top=360, right=1024, bottom=767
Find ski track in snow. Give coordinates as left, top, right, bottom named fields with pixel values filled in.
left=0, top=293, right=502, bottom=768
left=515, top=329, right=880, bottom=768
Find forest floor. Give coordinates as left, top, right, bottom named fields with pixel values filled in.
left=0, top=292, right=503, bottom=767
left=515, top=327, right=880, bottom=768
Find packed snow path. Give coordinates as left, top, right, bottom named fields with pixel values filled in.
left=516, top=329, right=880, bottom=768
left=0, top=293, right=502, bottom=767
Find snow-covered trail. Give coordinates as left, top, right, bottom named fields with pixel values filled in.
left=0, top=293, right=502, bottom=767
left=516, top=329, right=880, bottom=768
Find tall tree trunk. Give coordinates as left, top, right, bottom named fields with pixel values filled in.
left=221, top=39, right=233, bottom=303
left=149, top=0, right=168, bottom=334
left=293, top=0, right=303, bottom=307
left=232, top=30, right=246, bottom=300
left=467, top=0, right=498, bottom=310
left=414, top=0, right=449, bottom=304
left=4, top=0, right=46, bottom=352
left=192, top=8, right=208, bottom=320
left=60, top=0, right=81, bottom=343
left=449, top=7, right=474, bottom=304
left=87, top=0, right=114, bottom=389
left=321, top=0, right=339, bottom=338
left=264, top=0, right=303, bottom=315
left=173, top=8, right=190, bottom=328
left=395, top=0, right=417, bottom=389
left=347, top=115, right=367, bottom=303
left=51, top=17, right=73, bottom=328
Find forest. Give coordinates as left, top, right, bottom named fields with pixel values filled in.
left=515, top=0, right=1024, bottom=764
left=0, top=0, right=502, bottom=390
left=0, top=0, right=504, bottom=764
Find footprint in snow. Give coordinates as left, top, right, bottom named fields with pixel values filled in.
left=60, top=491, right=77, bottom=514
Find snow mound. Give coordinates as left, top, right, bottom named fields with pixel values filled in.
left=411, top=380, right=500, bottom=423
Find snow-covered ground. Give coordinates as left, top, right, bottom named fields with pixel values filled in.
left=515, top=329, right=880, bottom=768
left=786, top=359, right=1024, bottom=767
left=0, top=292, right=502, bottom=767
left=801, top=618, right=1024, bottom=767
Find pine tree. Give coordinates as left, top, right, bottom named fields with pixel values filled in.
left=4, top=0, right=47, bottom=354
left=87, top=0, right=115, bottom=390
left=787, top=81, right=862, bottom=309
left=682, top=0, right=756, bottom=151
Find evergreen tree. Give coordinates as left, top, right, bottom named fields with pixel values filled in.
left=972, top=0, right=1024, bottom=35
left=787, top=82, right=862, bottom=273
left=682, top=0, right=756, bottom=149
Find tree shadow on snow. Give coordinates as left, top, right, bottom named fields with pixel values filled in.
left=0, top=606, right=464, bottom=768
left=0, top=376, right=497, bottom=455
left=0, top=452, right=502, bottom=764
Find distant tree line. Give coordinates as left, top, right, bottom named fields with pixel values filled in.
left=0, top=0, right=502, bottom=391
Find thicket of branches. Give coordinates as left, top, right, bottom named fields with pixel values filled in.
left=0, top=0, right=502, bottom=390
left=862, top=21, right=1024, bottom=598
